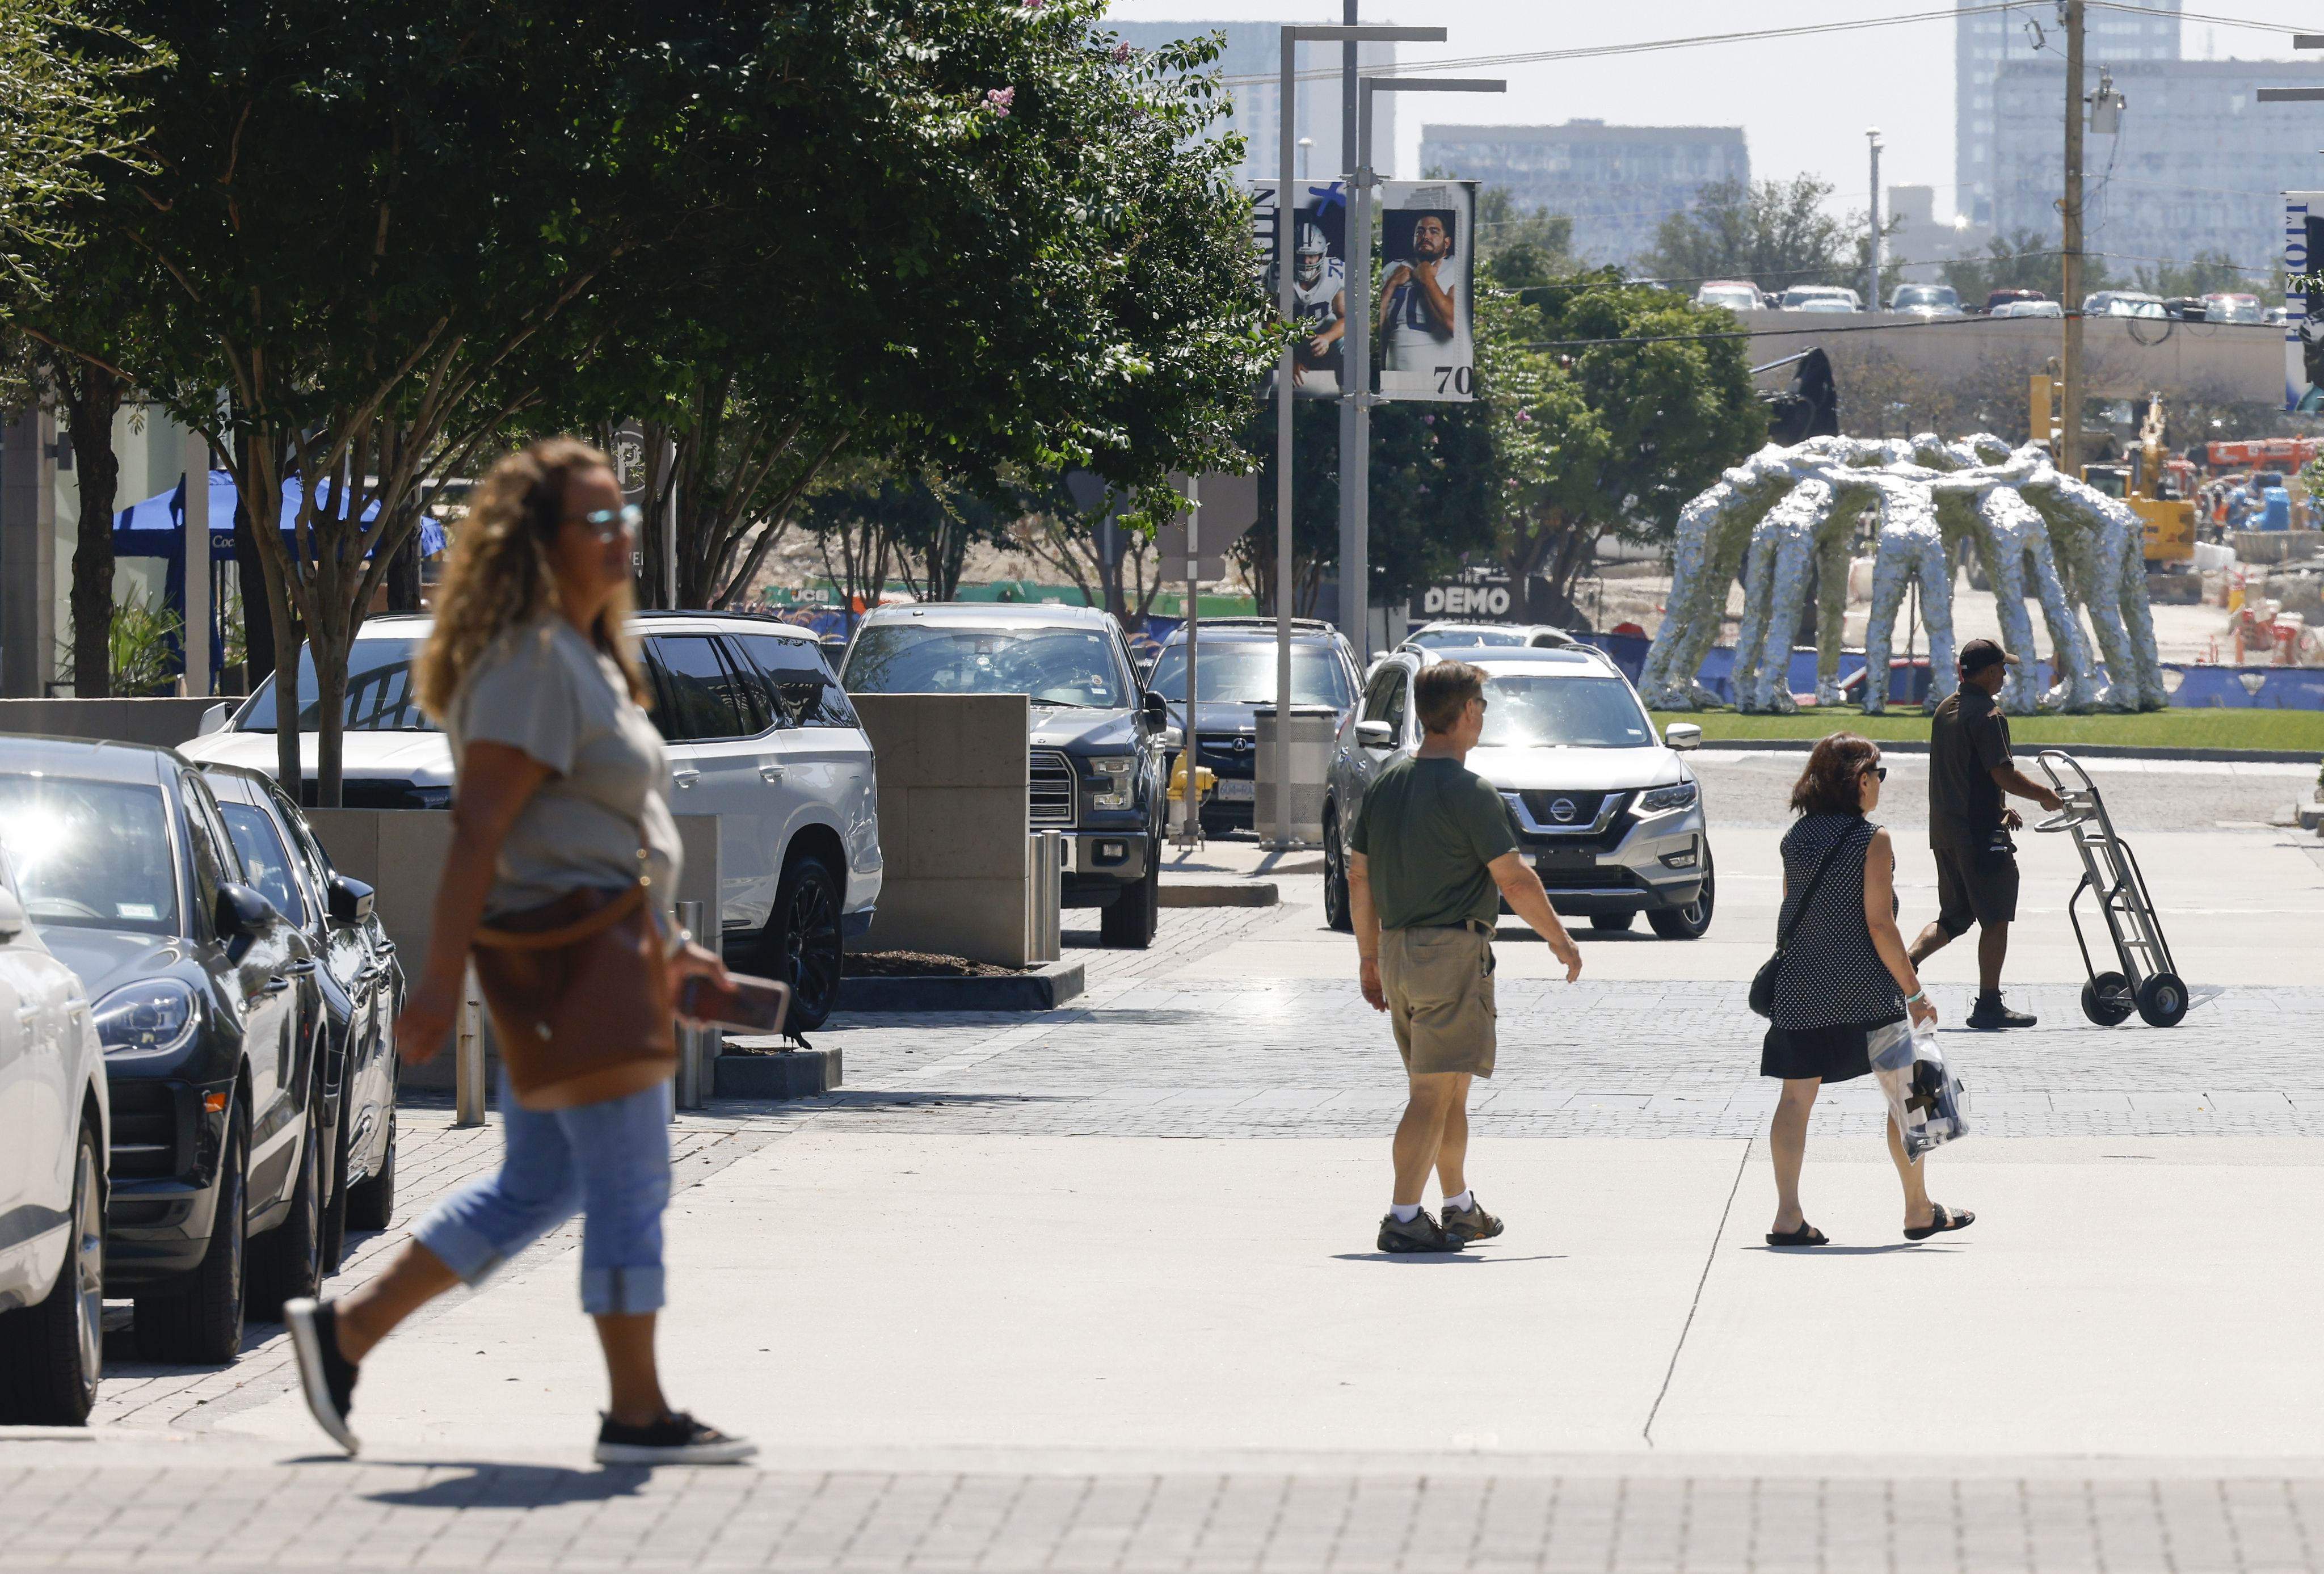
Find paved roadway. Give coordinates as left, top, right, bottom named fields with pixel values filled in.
left=9, top=756, right=2324, bottom=1571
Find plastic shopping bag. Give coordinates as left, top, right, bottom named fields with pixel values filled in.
left=1866, top=1020, right=1971, bottom=1157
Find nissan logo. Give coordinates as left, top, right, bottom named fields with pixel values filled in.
left=1550, top=797, right=1578, bottom=824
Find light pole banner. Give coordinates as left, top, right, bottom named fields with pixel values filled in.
left=1375, top=179, right=1477, bottom=402
left=1252, top=179, right=1350, bottom=400
left=2287, top=192, right=2324, bottom=413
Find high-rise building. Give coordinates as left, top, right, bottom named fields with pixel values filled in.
left=1414, top=121, right=1748, bottom=267
left=1105, top=22, right=1396, bottom=184
left=1990, top=58, right=2313, bottom=289
left=1957, top=0, right=2180, bottom=228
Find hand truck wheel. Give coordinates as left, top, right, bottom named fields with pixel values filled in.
left=2081, top=971, right=2134, bottom=1026
left=2135, top=971, right=2189, bottom=1029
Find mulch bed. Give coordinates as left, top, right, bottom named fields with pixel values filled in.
left=840, top=949, right=1024, bottom=979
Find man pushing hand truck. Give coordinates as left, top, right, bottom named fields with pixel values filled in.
left=1347, top=660, right=1584, bottom=1254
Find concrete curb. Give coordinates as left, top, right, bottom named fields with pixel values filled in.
left=834, top=958, right=1085, bottom=1012
left=712, top=1046, right=842, bottom=1099
left=1695, top=739, right=2321, bottom=764
left=1159, top=882, right=1279, bottom=907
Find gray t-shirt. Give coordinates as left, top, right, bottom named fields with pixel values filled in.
left=448, top=617, right=683, bottom=919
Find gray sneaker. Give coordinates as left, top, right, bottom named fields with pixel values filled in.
left=1441, top=1196, right=1504, bottom=1244
left=1377, top=1209, right=1462, bottom=1253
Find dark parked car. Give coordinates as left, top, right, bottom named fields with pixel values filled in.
left=200, top=765, right=405, bottom=1270
left=1982, top=288, right=2047, bottom=314
left=1144, top=618, right=1363, bottom=836
left=0, top=737, right=327, bottom=1363
left=840, top=601, right=1170, bottom=946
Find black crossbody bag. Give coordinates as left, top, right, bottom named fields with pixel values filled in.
left=1748, top=828, right=1856, bottom=1019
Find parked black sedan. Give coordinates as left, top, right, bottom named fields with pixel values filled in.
left=201, top=765, right=404, bottom=1270
left=1144, top=619, right=1363, bottom=836
left=0, top=738, right=327, bottom=1363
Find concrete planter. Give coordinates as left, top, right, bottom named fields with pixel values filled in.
left=713, top=1047, right=843, bottom=1100
left=835, top=959, right=1084, bottom=1012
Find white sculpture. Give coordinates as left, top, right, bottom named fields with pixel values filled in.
left=1639, top=433, right=2166, bottom=715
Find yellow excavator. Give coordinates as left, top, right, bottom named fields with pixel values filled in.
left=2031, top=375, right=2196, bottom=567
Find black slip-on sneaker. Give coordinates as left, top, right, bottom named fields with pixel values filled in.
left=1967, top=994, right=2036, bottom=1030
left=284, top=1297, right=360, bottom=1455
left=1441, top=1197, right=1504, bottom=1244
left=1376, top=1210, right=1463, bottom=1254
left=593, top=1411, right=759, bottom=1466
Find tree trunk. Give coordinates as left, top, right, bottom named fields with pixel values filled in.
left=58, top=368, right=123, bottom=699
left=386, top=525, right=422, bottom=612
left=233, top=427, right=275, bottom=690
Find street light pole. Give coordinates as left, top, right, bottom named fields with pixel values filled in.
left=1270, top=23, right=1443, bottom=851
left=2061, top=0, right=2086, bottom=478
left=1865, top=128, right=1883, bottom=312
left=1347, top=74, right=1504, bottom=665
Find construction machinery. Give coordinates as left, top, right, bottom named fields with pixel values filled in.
left=2033, top=376, right=2196, bottom=566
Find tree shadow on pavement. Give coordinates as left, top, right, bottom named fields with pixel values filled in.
left=364, top=1463, right=654, bottom=1508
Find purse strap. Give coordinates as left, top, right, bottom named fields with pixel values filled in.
left=1775, top=824, right=1860, bottom=955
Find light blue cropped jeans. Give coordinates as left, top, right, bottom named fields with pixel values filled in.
left=412, top=1072, right=671, bottom=1316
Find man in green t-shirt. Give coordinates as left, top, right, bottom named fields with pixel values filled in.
left=1348, top=659, right=1582, bottom=1254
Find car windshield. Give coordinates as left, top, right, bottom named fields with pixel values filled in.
left=1413, top=628, right=1526, bottom=647
left=1477, top=675, right=1653, bottom=749
left=0, top=775, right=178, bottom=935
left=1698, top=288, right=1755, bottom=309
left=241, top=638, right=433, bottom=731
left=1894, top=287, right=1957, bottom=308
left=843, top=624, right=1129, bottom=708
left=1146, top=643, right=1352, bottom=709
left=2101, top=297, right=2166, bottom=318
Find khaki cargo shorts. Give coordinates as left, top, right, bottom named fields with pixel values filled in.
left=1379, top=921, right=1497, bottom=1078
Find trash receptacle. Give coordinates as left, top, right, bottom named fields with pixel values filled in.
left=1253, top=704, right=1336, bottom=845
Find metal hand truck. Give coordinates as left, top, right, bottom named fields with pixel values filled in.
left=2031, top=749, right=2189, bottom=1028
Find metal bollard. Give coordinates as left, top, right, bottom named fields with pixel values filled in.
left=1026, top=831, right=1063, bottom=963
left=454, top=962, right=487, bottom=1127
left=674, top=899, right=706, bottom=1112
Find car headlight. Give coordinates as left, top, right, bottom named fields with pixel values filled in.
left=93, top=978, right=199, bottom=1055
left=1639, top=781, right=1698, bottom=814
left=1088, top=756, right=1135, bottom=809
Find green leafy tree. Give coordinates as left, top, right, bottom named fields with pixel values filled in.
left=1638, top=174, right=1855, bottom=292
left=1939, top=226, right=2115, bottom=305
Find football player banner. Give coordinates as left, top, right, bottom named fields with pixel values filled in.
left=1252, top=179, right=1349, bottom=399
left=1375, top=179, right=1477, bottom=403
left=2288, top=192, right=2324, bottom=413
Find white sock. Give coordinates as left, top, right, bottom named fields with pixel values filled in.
left=1390, top=1202, right=1422, bottom=1223
left=1444, top=1190, right=1473, bottom=1213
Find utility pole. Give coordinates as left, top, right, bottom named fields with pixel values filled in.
left=2061, top=0, right=2086, bottom=478
left=1865, top=128, right=1883, bottom=311
left=1336, top=1, right=1360, bottom=656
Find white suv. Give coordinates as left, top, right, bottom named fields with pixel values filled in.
left=180, top=613, right=882, bottom=1028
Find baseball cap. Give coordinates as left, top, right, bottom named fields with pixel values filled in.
left=1959, top=638, right=2016, bottom=676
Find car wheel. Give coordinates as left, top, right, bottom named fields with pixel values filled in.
left=345, top=1110, right=397, bottom=1232
left=1100, top=848, right=1160, bottom=949
left=137, top=1100, right=247, bottom=1365
left=0, top=1119, right=104, bottom=1423
left=250, top=1094, right=322, bottom=1320
left=1322, top=809, right=1353, bottom=933
left=770, top=852, right=844, bottom=1031
left=1589, top=912, right=1636, bottom=932
left=1647, top=847, right=1716, bottom=940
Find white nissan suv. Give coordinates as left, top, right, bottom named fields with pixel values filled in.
left=179, top=612, right=882, bottom=1029
left=1320, top=644, right=1713, bottom=938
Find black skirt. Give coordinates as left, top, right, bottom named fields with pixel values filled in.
left=1759, top=1016, right=1905, bottom=1084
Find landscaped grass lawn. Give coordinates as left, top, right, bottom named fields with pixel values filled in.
left=1649, top=708, right=2324, bottom=754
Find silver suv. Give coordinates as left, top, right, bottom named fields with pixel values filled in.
left=1321, top=645, right=1714, bottom=938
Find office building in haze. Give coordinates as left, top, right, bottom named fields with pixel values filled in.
left=1414, top=121, right=1749, bottom=267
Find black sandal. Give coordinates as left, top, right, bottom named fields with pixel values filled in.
left=1904, top=1203, right=1975, bottom=1241
left=1765, top=1223, right=1828, bottom=1247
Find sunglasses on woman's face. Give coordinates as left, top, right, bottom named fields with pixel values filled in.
left=578, top=504, right=642, bottom=543
left=1864, top=765, right=1888, bottom=782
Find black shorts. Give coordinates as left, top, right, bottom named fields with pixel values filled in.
left=1934, top=844, right=2019, bottom=935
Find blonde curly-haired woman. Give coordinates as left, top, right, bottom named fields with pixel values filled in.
left=283, top=438, right=751, bottom=1464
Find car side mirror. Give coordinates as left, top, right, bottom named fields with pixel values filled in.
left=327, top=875, right=376, bottom=925
left=1663, top=722, right=1703, bottom=751
left=1357, top=720, right=1395, bottom=749
left=0, top=887, right=27, bottom=942
left=1140, top=691, right=1169, bottom=729
left=197, top=702, right=231, bottom=736
left=213, top=882, right=278, bottom=958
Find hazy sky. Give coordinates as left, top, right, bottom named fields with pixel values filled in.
left=1100, top=1, right=2323, bottom=219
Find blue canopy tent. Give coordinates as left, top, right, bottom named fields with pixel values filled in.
left=112, top=470, right=449, bottom=678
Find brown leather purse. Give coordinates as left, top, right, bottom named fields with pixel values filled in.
left=470, top=881, right=675, bottom=1110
